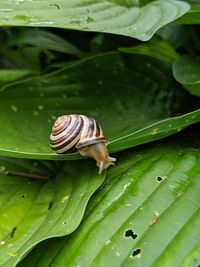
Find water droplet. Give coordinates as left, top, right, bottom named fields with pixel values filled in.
left=116, top=252, right=120, bottom=257
left=61, top=196, right=69, bottom=203
left=147, top=63, right=151, bottom=67
left=106, top=240, right=111, bottom=245
left=51, top=115, right=56, bottom=120
left=98, top=80, right=103, bottom=85
left=34, top=111, right=39, bottom=116
left=151, top=128, right=157, bottom=135
left=11, top=105, right=18, bottom=112
left=38, top=105, right=44, bottom=110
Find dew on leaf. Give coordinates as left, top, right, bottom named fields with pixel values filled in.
left=38, top=105, right=44, bottom=110
left=151, top=128, right=157, bottom=135
left=51, top=115, right=57, bottom=120
left=61, top=196, right=69, bottom=203
left=11, top=105, right=18, bottom=112
left=98, top=80, right=103, bottom=85
left=106, top=240, right=111, bottom=245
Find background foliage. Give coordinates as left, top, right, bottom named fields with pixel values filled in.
left=0, top=0, right=200, bottom=266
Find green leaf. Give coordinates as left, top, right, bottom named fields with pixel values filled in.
left=19, top=142, right=200, bottom=266
left=0, top=52, right=199, bottom=160
left=0, top=0, right=190, bottom=41
left=0, top=157, right=105, bottom=266
left=119, top=38, right=179, bottom=64
left=172, top=55, right=200, bottom=97
left=9, top=28, right=81, bottom=57
left=157, top=24, right=187, bottom=49
left=0, top=69, right=33, bottom=89
left=177, top=2, right=200, bottom=24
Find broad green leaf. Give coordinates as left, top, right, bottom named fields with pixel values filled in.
left=0, top=52, right=199, bottom=160
left=177, top=2, right=200, bottom=24
left=9, top=28, right=81, bottom=57
left=119, top=39, right=178, bottom=64
left=172, top=55, right=200, bottom=97
left=0, top=157, right=105, bottom=267
left=0, top=0, right=190, bottom=41
left=157, top=24, right=187, bottom=49
left=19, top=142, right=200, bottom=266
left=0, top=69, right=33, bottom=89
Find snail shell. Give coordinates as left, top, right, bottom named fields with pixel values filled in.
left=50, top=114, right=116, bottom=174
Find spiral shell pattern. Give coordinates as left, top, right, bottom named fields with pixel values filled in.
left=50, top=114, right=105, bottom=153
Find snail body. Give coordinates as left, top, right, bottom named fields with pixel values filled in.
left=50, top=115, right=116, bottom=174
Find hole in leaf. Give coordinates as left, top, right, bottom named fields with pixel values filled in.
left=9, top=227, right=17, bottom=238
left=125, top=229, right=137, bottom=239
left=63, top=221, right=67, bottom=225
left=132, top=248, right=141, bottom=257
left=48, top=201, right=53, bottom=210
left=21, top=194, right=26, bottom=198
left=156, top=176, right=163, bottom=182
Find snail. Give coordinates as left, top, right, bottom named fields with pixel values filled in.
left=50, top=114, right=116, bottom=174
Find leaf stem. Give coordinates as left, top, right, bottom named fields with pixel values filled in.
left=5, top=171, right=49, bottom=180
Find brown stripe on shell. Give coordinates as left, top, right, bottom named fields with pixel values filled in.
left=76, top=116, right=105, bottom=149
left=50, top=115, right=78, bottom=144
left=51, top=115, right=72, bottom=136
left=87, top=117, right=95, bottom=138
left=50, top=115, right=84, bottom=153
left=95, top=120, right=101, bottom=137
